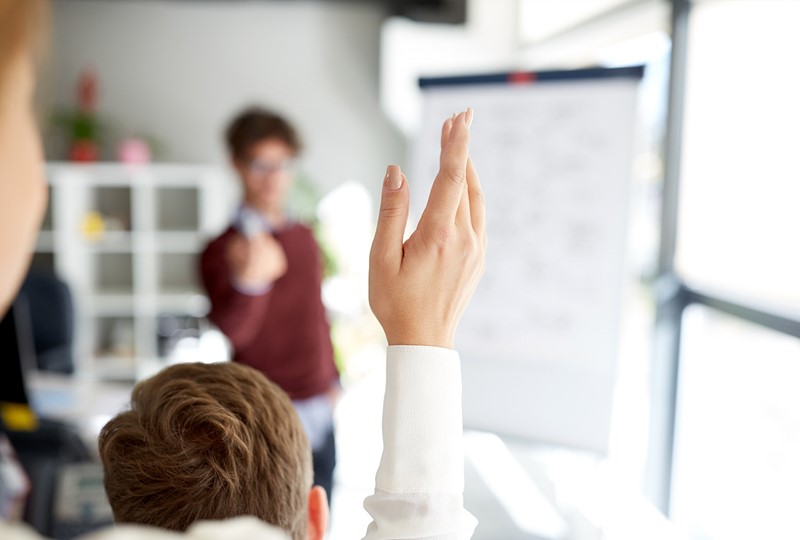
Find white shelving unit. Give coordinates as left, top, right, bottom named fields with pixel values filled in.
left=36, top=163, right=233, bottom=382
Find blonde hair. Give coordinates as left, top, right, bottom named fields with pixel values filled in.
left=99, top=362, right=313, bottom=540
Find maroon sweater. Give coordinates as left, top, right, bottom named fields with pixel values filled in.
left=200, top=224, right=338, bottom=400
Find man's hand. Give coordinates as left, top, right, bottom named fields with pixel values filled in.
left=226, top=232, right=288, bottom=290
left=369, top=108, right=486, bottom=348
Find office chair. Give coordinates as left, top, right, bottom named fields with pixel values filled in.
left=21, top=272, right=75, bottom=375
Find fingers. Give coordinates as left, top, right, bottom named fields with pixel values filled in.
left=467, top=157, right=486, bottom=244
left=371, top=164, right=409, bottom=271
left=456, top=181, right=471, bottom=227
left=443, top=112, right=472, bottom=228
left=424, top=109, right=471, bottom=226
left=441, top=114, right=454, bottom=149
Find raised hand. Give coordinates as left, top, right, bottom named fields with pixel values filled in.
left=369, top=108, right=486, bottom=348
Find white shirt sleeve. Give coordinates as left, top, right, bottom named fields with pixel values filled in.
left=230, top=277, right=274, bottom=296
left=362, top=346, right=478, bottom=540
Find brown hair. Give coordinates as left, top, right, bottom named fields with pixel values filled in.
left=226, top=106, right=302, bottom=160
left=99, top=362, right=312, bottom=540
left=0, top=0, right=48, bottom=89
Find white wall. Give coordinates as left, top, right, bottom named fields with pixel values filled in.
left=46, top=0, right=404, bottom=198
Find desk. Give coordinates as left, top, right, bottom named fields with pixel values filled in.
left=330, top=367, right=687, bottom=540
left=27, top=370, right=685, bottom=540
left=26, top=373, right=133, bottom=456
left=463, top=432, right=685, bottom=540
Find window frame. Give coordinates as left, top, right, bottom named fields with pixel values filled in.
left=648, top=0, right=800, bottom=515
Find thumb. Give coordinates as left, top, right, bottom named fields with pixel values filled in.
left=371, top=165, right=408, bottom=272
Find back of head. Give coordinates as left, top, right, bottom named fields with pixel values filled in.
left=99, top=362, right=312, bottom=540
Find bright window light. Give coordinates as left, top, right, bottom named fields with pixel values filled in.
left=676, top=1, right=800, bottom=312
left=673, top=305, right=800, bottom=539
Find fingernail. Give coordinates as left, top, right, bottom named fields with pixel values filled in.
left=384, top=165, right=402, bottom=190
left=466, top=107, right=474, bottom=128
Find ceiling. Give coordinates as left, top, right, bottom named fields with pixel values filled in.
left=52, top=0, right=468, bottom=24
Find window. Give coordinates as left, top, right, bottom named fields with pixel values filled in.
left=656, top=1, right=800, bottom=535
left=672, top=305, right=800, bottom=539
left=676, top=0, right=800, bottom=312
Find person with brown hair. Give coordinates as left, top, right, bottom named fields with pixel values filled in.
left=200, top=107, right=340, bottom=501
left=98, top=361, right=322, bottom=539
left=0, top=1, right=484, bottom=536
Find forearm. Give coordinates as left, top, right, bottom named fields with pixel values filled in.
left=364, top=109, right=481, bottom=540
left=207, top=287, right=272, bottom=348
left=201, top=255, right=272, bottom=349
left=362, top=346, right=477, bottom=540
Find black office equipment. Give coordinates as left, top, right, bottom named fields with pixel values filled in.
left=21, top=273, right=75, bottom=374
left=0, top=300, right=37, bottom=407
left=1, top=296, right=98, bottom=537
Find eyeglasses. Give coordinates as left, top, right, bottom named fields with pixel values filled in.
left=246, top=158, right=295, bottom=177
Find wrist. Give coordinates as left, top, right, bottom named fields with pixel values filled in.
left=230, top=274, right=273, bottom=296
left=385, top=327, right=454, bottom=349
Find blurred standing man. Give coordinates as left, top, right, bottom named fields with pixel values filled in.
left=200, top=108, right=339, bottom=501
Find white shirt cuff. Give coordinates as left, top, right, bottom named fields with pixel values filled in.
left=377, top=345, right=464, bottom=493
left=230, top=278, right=273, bottom=296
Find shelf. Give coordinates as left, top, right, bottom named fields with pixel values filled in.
left=94, top=317, right=136, bottom=376
left=88, top=294, right=136, bottom=315
left=46, top=163, right=215, bottom=187
left=156, top=187, right=200, bottom=231
left=79, top=231, right=205, bottom=253
left=155, top=232, right=204, bottom=253
left=93, top=186, right=132, bottom=232
left=157, top=293, right=210, bottom=316
left=47, top=164, right=139, bottom=186
left=142, top=165, right=213, bottom=186
left=158, top=252, right=201, bottom=294
left=86, top=294, right=210, bottom=317
left=95, top=252, right=134, bottom=294
left=44, top=163, right=225, bottom=381
left=81, top=231, right=206, bottom=252
left=84, top=231, right=134, bottom=252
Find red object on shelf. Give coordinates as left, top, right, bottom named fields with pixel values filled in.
left=70, top=140, right=99, bottom=162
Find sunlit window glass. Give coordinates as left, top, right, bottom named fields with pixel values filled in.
left=676, top=1, right=800, bottom=311
left=672, top=304, right=800, bottom=540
